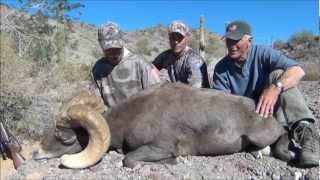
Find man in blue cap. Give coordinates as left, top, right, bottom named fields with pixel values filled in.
left=212, top=20, right=319, bottom=167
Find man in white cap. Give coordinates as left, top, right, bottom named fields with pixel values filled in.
left=152, top=20, right=209, bottom=88
left=91, top=21, right=161, bottom=107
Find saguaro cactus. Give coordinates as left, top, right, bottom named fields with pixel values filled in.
left=199, top=15, right=206, bottom=59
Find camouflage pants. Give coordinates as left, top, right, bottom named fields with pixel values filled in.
left=267, top=70, right=315, bottom=131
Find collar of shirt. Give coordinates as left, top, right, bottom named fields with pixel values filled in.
left=123, top=46, right=130, bottom=58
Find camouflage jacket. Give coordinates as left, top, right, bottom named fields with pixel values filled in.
left=91, top=48, right=161, bottom=107
left=152, top=47, right=209, bottom=88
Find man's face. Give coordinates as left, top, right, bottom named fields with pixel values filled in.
left=226, top=36, right=251, bottom=62
left=169, top=32, right=188, bottom=55
left=104, top=47, right=123, bottom=65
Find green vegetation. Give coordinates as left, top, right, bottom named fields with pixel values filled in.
left=1, top=1, right=91, bottom=96
left=8, top=0, right=83, bottom=64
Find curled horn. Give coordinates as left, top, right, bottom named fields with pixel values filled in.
left=60, top=104, right=110, bottom=169
left=58, top=92, right=105, bottom=128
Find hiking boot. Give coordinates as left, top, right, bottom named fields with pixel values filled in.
left=293, top=122, right=320, bottom=167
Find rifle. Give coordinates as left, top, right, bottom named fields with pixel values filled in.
left=0, top=121, right=25, bottom=169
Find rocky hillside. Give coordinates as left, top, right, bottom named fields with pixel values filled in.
left=0, top=4, right=225, bottom=96
left=0, top=5, right=225, bottom=64
left=274, top=32, right=320, bottom=80
left=60, top=15, right=226, bottom=66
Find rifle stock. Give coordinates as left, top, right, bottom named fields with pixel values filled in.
left=8, top=147, right=25, bottom=169
left=0, top=122, right=25, bottom=169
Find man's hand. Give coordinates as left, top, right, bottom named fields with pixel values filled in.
left=256, top=85, right=281, bottom=118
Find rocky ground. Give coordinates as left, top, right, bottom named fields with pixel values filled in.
left=1, top=81, right=319, bottom=180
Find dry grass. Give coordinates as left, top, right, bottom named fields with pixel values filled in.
left=1, top=31, right=91, bottom=95
left=302, top=62, right=320, bottom=81
left=61, top=62, right=91, bottom=83
left=0, top=32, right=33, bottom=93
left=135, top=37, right=151, bottom=56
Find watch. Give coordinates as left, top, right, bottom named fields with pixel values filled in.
left=275, top=80, right=284, bottom=92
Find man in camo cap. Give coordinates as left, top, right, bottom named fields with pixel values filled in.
left=91, top=21, right=161, bottom=107
left=48, top=22, right=161, bottom=152
left=152, top=20, right=209, bottom=88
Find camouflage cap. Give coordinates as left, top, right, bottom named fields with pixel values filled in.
left=168, top=20, right=191, bottom=37
left=224, top=20, right=252, bottom=40
left=98, top=22, right=124, bottom=50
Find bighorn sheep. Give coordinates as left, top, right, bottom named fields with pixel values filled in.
left=34, top=83, right=292, bottom=169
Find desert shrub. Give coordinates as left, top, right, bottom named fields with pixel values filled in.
left=273, top=40, right=287, bottom=49
left=288, top=31, right=315, bottom=47
left=0, top=91, right=59, bottom=141
left=0, top=32, right=33, bottom=93
left=206, top=34, right=225, bottom=58
left=189, top=30, right=199, bottom=52
left=1, top=30, right=90, bottom=96
left=136, top=38, right=151, bottom=55
left=70, top=39, right=79, bottom=50
left=12, top=11, right=56, bottom=64
left=188, top=29, right=226, bottom=62
left=302, top=62, right=320, bottom=81
left=2, top=0, right=83, bottom=65
left=158, top=25, right=168, bottom=38
left=274, top=31, right=319, bottom=72
left=0, top=32, right=17, bottom=64
left=91, top=48, right=103, bottom=59
left=189, top=38, right=199, bottom=52
left=0, top=32, right=56, bottom=139
left=61, top=62, right=91, bottom=83
left=18, top=61, right=91, bottom=96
